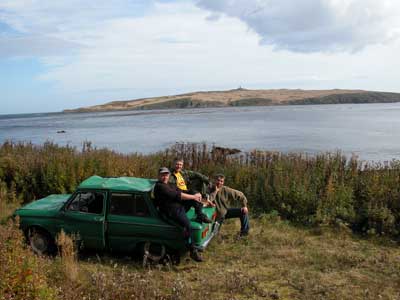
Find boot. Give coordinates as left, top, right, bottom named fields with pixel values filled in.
left=190, top=247, right=203, bottom=262
left=195, top=213, right=212, bottom=224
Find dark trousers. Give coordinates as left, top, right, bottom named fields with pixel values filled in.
left=219, top=208, right=250, bottom=234
left=164, top=200, right=203, bottom=248
left=182, top=200, right=203, bottom=215
left=165, top=205, right=192, bottom=247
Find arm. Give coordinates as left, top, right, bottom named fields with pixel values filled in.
left=224, top=186, right=248, bottom=208
left=181, top=192, right=202, bottom=202
left=186, top=170, right=210, bottom=185
left=155, top=183, right=202, bottom=203
left=154, top=183, right=181, bottom=203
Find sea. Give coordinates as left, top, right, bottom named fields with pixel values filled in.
left=1, top=103, right=400, bottom=162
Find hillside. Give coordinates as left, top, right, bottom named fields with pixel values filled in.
left=63, top=88, right=400, bottom=112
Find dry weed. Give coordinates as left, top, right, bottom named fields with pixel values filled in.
left=56, top=230, right=79, bottom=282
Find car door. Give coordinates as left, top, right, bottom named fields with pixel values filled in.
left=60, top=190, right=106, bottom=250
left=107, top=192, right=181, bottom=253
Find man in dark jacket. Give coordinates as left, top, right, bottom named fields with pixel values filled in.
left=153, top=167, right=210, bottom=262
left=169, top=158, right=210, bottom=197
left=208, top=174, right=250, bottom=237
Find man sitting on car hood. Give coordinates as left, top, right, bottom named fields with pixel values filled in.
left=154, top=167, right=211, bottom=262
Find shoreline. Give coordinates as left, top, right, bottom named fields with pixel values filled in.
left=2, top=99, right=400, bottom=118
left=64, top=89, right=400, bottom=113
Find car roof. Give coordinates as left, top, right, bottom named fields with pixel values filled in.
left=78, top=175, right=157, bottom=192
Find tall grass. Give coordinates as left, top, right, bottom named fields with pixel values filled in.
left=1, top=141, right=400, bottom=237
left=1, top=217, right=194, bottom=300
left=0, top=218, right=55, bottom=300
left=56, top=231, right=79, bottom=282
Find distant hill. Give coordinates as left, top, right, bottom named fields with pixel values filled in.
left=63, top=88, right=400, bottom=112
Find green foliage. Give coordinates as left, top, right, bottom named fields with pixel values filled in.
left=1, top=141, right=400, bottom=237
left=0, top=218, right=55, bottom=300
left=287, top=91, right=400, bottom=105
left=230, top=98, right=273, bottom=106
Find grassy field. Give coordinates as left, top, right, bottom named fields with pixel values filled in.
left=1, top=213, right=400, bottom=300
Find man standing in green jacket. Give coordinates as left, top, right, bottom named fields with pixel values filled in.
left=208, top=174, right=250, bottom=237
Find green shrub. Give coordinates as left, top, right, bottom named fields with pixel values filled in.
left=0, top=218, right=55, bottom=300
left=1, top=141, right=400, bottom=237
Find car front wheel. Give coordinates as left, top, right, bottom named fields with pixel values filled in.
left=28, top=228, right=53, bottom=255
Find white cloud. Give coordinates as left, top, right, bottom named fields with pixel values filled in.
left=196, top=0, right=400, bottom=53
left=0, top=36, right=82, bottom=57
left=0, top=0, right=147, bottom=33
left=27, top=2, right=400, bottom=96
left=37, top=2, right=263, bottom=92
left=1, top=0, right=400, bottom=113
left=0, top=0, right=150, bottom=57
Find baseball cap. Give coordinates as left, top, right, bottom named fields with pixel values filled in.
left=158, top=167, right=170, bottom=174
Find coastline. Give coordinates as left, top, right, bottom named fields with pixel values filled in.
left=63, top=88, right=400, bottom=113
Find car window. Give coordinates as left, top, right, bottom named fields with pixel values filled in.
left=67, top=191, right=104, bottom=214
left=109, top=193, right=150, bottom=217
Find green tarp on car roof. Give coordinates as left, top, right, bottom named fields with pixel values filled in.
left=78, top=175, right=157, bottom=192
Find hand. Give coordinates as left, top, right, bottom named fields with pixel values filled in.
left=241, top=207, right=248, bottom=214
left=193, top=193, right=202, bottom=202
left=205, top=200, right=216, bottom=207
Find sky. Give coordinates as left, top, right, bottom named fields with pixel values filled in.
left=1, top=0, right=400, bottom=114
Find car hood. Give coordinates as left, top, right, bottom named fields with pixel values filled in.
left=15, top=194, right=71, bottom=216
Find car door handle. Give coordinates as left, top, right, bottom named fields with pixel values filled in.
left=94, top=216, right=104, bottom=222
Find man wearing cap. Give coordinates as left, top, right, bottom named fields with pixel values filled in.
left=169, top=158, right=210, bottom=198
left=153, top=167, right=211, bottom=262
left=208, top=174, right=250, bottom=237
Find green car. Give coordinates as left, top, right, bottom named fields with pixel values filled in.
left=14, top=176, right=218, bottom=262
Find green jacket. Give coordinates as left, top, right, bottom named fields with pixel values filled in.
left=168, top=169, right=210, bottom=194
left=208, top=185, right=248, bottom=218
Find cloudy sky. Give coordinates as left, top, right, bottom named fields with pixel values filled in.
left=1, top=0, right=400, bottom=114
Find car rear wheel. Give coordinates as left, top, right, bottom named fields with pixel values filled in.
left=28, top=228, right=54, bottom=255
left=142, top=242, right=166, bottom=266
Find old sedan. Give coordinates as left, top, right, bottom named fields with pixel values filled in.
left=14, top=176, right=218, bottom=263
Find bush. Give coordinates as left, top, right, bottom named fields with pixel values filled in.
left=1, top=141, right=400, bottom=237
left=0, top=218, right=55, bottom=300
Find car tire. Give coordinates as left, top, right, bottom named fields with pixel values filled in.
left=142, top=242, right=166, bottom=265
left=28, top=228, right=54, bottom=255
left=170, top=252, right=181, bottom=265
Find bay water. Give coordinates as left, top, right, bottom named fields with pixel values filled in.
left=1, top=103, right=400, bottom=161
